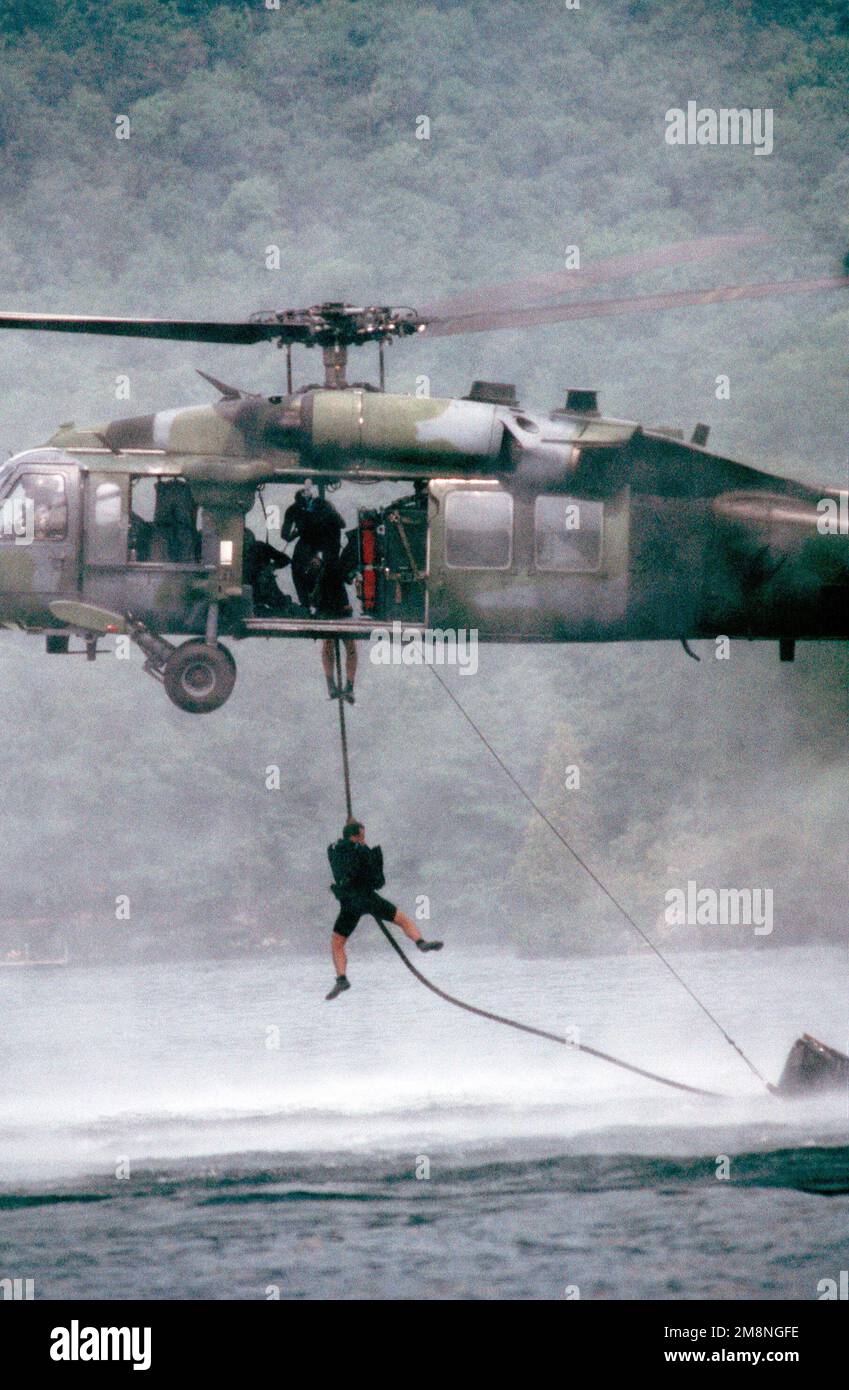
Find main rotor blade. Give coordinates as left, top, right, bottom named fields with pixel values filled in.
left=422, top=275, right=849, bottom=337
left=418, top=233, right=765, bottom=318
left=0, top=312, right=276, bottom=344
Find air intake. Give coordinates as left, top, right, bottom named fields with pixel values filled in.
left=465, top=380, right=518, bottom=406
left=564, top=388, right=599, bottom=415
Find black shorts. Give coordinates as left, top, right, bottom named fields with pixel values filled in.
left=333, top=891, right=398, bottom=938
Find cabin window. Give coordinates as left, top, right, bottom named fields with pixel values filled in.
left=84, top=476, right=127, bottom=565
left=94, top=481, right=122, bottom=527
left=0, top=472, right=68, bottom=541
left=129, top=476, right=200, bottom=563
left=445, top=490, right=513, bottom=569
left=534, top=495, right=603, bottom=572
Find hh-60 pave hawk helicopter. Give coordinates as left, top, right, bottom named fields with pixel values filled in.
left=0, top=233, right=847, bottom=713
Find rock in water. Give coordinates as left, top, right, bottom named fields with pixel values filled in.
left=776, top=1034, right=849, bottom=1096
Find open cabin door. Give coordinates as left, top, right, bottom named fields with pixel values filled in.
left=239, top=489, right=429, bottom=635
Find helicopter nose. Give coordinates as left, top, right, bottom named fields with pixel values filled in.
left=710, top=487, right=849, bottom=635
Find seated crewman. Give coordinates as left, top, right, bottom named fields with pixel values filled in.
left=243, top=529, right=292, bottom=613
left=153, top=478, right=199, bottom=562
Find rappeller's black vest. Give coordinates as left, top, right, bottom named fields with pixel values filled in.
left=328, top=840, right=385, bottom=897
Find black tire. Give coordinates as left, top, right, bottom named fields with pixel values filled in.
left=163, top=640, right=237, bottom=714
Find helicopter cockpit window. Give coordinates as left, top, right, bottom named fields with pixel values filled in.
left=445, top=490, right=513, bottom=569
left=1, top=473, right=68, bottom=541
left=534, top=495, right=603, bottom=573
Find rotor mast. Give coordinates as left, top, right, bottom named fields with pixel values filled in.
left=321, top=342, right=349, bottom=389
left=264, top=302, right=421, bottom=392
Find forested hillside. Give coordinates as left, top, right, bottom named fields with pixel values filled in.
left=0, top=0, right=846, bottom=958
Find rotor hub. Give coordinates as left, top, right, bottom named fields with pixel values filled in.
left=248, top=302, right=422, bottom=351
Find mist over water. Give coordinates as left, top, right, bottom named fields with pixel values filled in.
left=1, top=947, right=847, bottom=1298
left=2, top=945, right=845, bottom=1175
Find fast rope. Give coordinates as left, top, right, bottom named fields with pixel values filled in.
left=375, top=918, right=720, bottom=1097
left=427, top=666, right=770, bottom=1092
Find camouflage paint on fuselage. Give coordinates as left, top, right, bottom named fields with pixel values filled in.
left=0, top=390, right=843, bottom=651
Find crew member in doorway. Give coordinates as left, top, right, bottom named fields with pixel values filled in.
left=282, top=481, right=350, bottom=615
left=284, top=482, right=357, bottom=700
left=325, top=819, right=443, bottom=1000
left=243, top=529, right=292, bottom=613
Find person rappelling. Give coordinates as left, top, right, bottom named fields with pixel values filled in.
left=325, top=819, right=443, bottom=999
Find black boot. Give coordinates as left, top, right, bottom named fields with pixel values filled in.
left=325, top=675, right=341, bottom=700
left=325, top=975, right=351, bottom=1000
left=343, top=680, right=355, bottom=706
left=416, top=939, right=443, bottom=952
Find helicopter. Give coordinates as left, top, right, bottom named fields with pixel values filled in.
left=0, top=233, right=846, bottom=713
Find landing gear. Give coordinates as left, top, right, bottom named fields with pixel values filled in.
left=162, top=640, right=237, bottom=714
left=124, top=615, right=237, bottom=713
left=46, top=602, right=240, bottom=713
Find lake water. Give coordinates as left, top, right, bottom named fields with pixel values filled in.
left=1, top=943, right=846, bottom=1299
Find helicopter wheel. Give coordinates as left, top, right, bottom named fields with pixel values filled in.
left=163, top=640, right=237, bottom=714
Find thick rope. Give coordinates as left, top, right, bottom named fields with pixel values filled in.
left=375, top=919, right=720, bottom=1098
left=427, top=667, right=770, bottom=1091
